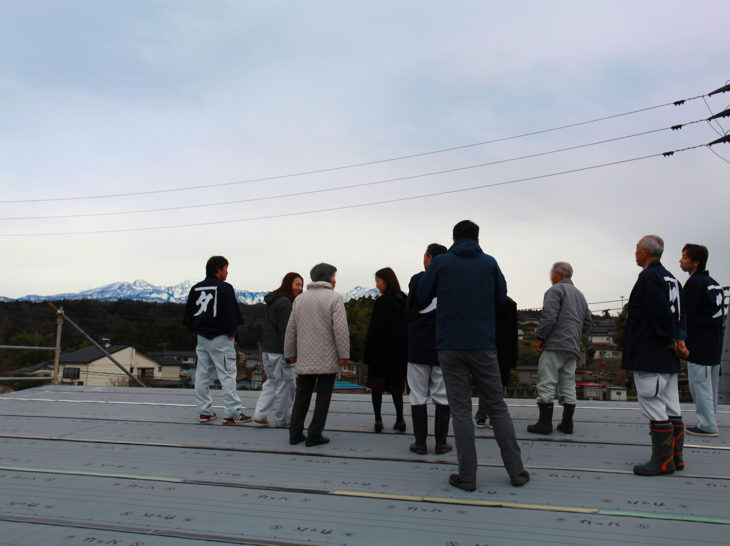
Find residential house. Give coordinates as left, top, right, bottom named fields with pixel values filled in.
left=40, top=343, right=160, bottom=386
left=158, top=350, right=197, bottom=381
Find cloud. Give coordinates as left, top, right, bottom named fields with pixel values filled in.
left=0, top=1, right=728, bottom=306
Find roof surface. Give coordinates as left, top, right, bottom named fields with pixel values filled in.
left=0, top=386, right=727, bottom=545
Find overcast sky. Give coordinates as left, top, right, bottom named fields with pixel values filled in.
left=1, top=1, right=728, bottom=311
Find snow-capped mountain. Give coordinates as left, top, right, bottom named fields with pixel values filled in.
left=6, top=281, right=379, bottom=304
left=344, top=286, right=380, bottom=301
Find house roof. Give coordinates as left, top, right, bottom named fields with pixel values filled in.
left=160, top=350, right=196, bottom=358
left=57, top=343, right=131, bottom=364
left=15, top=361, right=53, bottom=374
left=334, top=380, right=368, bottom=391
left=155, top=356, right=184, bottom=367
left=576, top=381, right=604, bottom=387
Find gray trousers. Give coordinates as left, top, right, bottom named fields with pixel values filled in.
left=195, top=334, right=242, bottom=419
left=687, top=362, right=720, bottom=433
left=438, top=349, right=525, bottom=484
left=536, top=349, right=577, bottom=405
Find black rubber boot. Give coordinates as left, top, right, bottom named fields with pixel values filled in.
left=669, top=415, right=684, bottom=471
left=434, top=404, right=453, bottom=454
left=527, top=402, right=553, bottom=434
left=556, top=403, right=575, bottom=434
left=409, top=404, right=428, bottom=454
left=633, top=421, right=675, bottom=476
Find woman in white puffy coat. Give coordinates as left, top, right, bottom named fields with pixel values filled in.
left=284, top=263, right=350, bottom=447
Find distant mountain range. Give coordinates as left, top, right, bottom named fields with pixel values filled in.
left=3, top=280, right=380, bottom=304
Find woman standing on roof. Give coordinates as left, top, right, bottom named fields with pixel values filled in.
left=253, top=272, right=304, bottom=427
left=364, top=267, right=408, bottom=432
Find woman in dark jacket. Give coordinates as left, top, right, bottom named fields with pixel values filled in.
left=365, top=267, right=408, bottom=432
left=253, top=272, right=304, bottom=427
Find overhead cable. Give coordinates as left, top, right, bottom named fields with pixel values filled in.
left=0, top=120, right=705, bottom=221
left=0, top=89, right=717, bottom=204
left=0, top=147, right=701, bottom=238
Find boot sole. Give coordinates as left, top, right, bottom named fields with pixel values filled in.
left=527, top=428, right=553, bottom=435
left=633, top=468, right=675, bottom=476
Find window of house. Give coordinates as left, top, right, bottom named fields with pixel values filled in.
left=137, top=368, right=155, bottom=377
left=158, top=366, right=163, bottom=372
left=62, top=367, right=80, bottom=380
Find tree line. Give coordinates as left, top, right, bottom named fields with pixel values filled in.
left=0, top=298, right=378, bottom=373
left=0, top=298, right=622, bottom=375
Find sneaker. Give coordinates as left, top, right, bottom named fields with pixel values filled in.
left=253, top=418, right=269, bottom=426
left=223, top=412, right=252, bottom=425
left=394, top=420, right=406, bottom=432
left=475, top=418, right=486, bottom=429
left=289, top=433, right=306, bottom=445
left=199, top=412, right=217, bottom=423
left=686, top=426, right=719, bottom=437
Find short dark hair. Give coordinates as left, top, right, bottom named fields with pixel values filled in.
left=453, top=220, right=479, bottom=241
left=683, top=243, right=708, bottom=272
left=426, top=243, right=447, bottom=257
left=310, top=263, right=337, bottom=283
left=273, top=272, right=303, bottom=301
left=206, top=256, right=229, bottom=277
left=375, top=267, right=401, bottom=293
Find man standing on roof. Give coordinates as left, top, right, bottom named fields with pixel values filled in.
left=406, top=243, right=452, bottom=455
left=183, top=255, right=251, bottom=425
left=622, top=235, right=683, bottom=475
left=676, top=243, right=725, bottom=438
left=419, top=220, right=529, bottom=491
left=475, top=295, right=519, bottom=428
left=527, top=262, right=591, bottom=435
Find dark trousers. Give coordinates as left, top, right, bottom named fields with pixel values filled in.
left=289, top=373, right=336, bottom=440
left=439, top=349, right=524, bottom=485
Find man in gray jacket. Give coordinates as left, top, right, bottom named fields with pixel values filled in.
left=528, top=262, right=591, bottom=435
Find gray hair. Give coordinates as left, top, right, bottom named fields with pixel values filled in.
left=310, top=263, right=337, bottom=283
left=639, top=235, right=664, bottom=258
left=552, top=262, right=573, bottom=278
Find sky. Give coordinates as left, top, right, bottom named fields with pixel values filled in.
left=0, top=1, right=728, bottom=312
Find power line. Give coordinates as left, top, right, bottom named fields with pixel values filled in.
left=0, top=146, right=700, bottom=238
left=1, top=122, right=699, bottom=221
left=1, top=133, right=722, bottom=237
left=0, top=92, right=713, bottom=205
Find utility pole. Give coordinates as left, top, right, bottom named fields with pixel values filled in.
left=52, top=306, right=63, bottom=385
left=46, top=302, right=147, bottom=388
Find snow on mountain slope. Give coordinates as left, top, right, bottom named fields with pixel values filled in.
left=7, top=281, right=379, bottom=304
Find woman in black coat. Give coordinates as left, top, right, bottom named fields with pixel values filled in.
left=364, top=267, right=408, bottom=432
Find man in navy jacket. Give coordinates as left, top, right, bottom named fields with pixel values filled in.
left=406, top=243, right=452, bottom=456
left=419, top=220, right=529, bottom=491
left=622, top=235, right=683, bottom=475
left=184, top=256, right=251, bottom=425
left=676, top=244, right=725, bottom=437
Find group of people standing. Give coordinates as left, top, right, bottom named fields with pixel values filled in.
left=183, top=222, right=724, bottom=491
left=519, top=234, right=724, bottom=477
